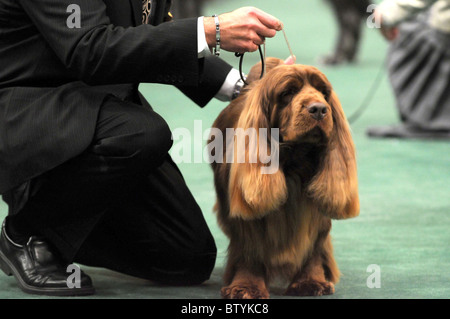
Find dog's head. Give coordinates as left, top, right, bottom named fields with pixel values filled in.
left=228, top=58, right=359, bottom=220
left=244, top=58, right=338, bottom=145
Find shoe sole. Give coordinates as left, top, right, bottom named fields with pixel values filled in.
left=0, top=249, right=95, bottom=297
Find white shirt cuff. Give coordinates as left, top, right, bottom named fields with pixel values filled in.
left=197, top=17, right=210, bottom=58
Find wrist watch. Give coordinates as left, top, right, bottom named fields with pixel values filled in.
left=232, top=78, right=245, bottom=100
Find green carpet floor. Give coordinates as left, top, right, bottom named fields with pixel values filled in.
left=0, top=0, right=449, bottom=299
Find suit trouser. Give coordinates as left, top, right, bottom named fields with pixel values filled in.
left=5, top=96, right=217, bottom=285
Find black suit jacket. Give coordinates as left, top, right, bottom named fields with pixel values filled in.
left=0, top=0, right=232, bottom=193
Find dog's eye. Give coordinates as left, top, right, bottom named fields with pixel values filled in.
left=320, top=88, right=331, bottom=100
left=279, top=88, right=297, bottom=106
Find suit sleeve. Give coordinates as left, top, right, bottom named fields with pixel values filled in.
left=17, top=0, right=205, bottom=87
left=177, top=55, right=233, bottom=107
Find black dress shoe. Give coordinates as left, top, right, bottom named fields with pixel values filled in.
left=0, top=221, right=95, bottom=296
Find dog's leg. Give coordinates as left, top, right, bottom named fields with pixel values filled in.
left=285, top=254, right=335, bottom=296
left=221, top=268, right=269, bottom=299
left=285, top=221, right=339, bottom=296
left=322, top=0, right=369, bottom=65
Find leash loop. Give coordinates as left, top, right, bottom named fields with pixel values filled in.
left=235, top=45, right=265, bottom=86
left=234, top=29, right=294, bottom=86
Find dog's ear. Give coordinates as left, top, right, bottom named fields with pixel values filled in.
left=307, top=91, right=360, bottom=219
left=245, top=57, right=285, bottom=84
left=228, top=79, right=288, bottom=220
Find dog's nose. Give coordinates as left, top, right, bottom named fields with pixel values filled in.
left=307, top=103, right=328, bottom=121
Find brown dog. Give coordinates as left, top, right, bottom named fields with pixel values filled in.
left=209, top=58, right=359, bottom=299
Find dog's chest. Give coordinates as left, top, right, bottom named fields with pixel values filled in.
left=281, top=143, right=325, bottom=183
left=264, top=192, right=323, bottom=272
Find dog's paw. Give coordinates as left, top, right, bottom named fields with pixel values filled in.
left=284, top=280, right=335, bottom=297
left=221, top=285, right=269, bottom=299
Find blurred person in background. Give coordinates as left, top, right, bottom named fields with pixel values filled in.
left=367, top=0, right=450, bottom=139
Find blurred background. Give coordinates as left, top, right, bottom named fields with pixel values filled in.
left=0, top=0, right=448, bottom=299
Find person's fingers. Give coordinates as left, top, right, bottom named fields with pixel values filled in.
left=374, top=9, right=399, bottom=42
left=235, top=40, right=259, bottom=54
left=252, top=7, right=283, bottom=31
left=254, top=24, right=277, bottom=39
left=253, top=34, right=266, bottom=46
left=284, top=55, right=296, bottom=65
left=210, top=7, right=283, bottom=53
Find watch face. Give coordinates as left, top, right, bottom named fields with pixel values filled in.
left=232, top=79, right=245, bottom=100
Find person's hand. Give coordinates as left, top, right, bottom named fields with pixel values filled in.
left=204, top=7, right=283, bottom=53
left=375, top=9, right=399, bottom=41
left=380, top=25, right=399, bottom=41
